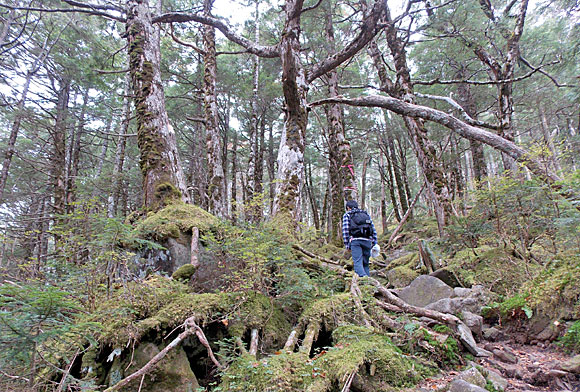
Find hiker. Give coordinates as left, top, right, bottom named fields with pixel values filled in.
left=342, top=200, right=378, bottom=277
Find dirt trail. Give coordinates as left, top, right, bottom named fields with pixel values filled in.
left=415, top=338, right=580, bottom=391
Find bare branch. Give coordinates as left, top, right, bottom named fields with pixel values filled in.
left=302, top=0, right=324, bottom=13
left=59, top=0, right=123, bottom=12
left=0, top=3, right=126, bottom=22
left=413, top=60, right=561, bottom=86
left=519, top=56, right=576, bottom=88
left=153, top=13, right=279, bottom=58
left=309, top=94, right=562, bottom=186
left=169, top=24, right=206, bottom=56
left=94, top=68, right=129, bottom=74
left=307, top=0, right=385, bottom=83
left=415, top=92, right=500, bottom=130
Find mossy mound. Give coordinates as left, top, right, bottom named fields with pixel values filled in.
left=133, top=202, right=218, bottom=241
left=446, top=246, right=540, bottom=296
left=385, top=253, right=421, bottom=288
left=172, top=264, right=197, bottom=282
left=523, top=253, right=580, bottom=320
left=86, top=278, right=290, bottom=349
left=219, top=325, right=432, bottom=392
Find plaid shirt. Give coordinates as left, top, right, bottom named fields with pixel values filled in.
left=342, top=208, right=377, bottom=249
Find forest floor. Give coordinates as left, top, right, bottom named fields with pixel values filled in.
left=413, top=334, right=580, bottom=391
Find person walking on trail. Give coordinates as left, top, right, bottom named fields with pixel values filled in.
left=342, top=200, right=377, bottom=277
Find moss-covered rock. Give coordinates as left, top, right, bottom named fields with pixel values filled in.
left=117, top=342, right=199, bottom=392
left=172, top=264, right=197, bottom=282
left=133, top=202, right=218, bottom=241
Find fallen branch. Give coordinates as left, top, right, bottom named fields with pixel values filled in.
left=341, top=369, right=357, bottom=392
left=292, top=244, right=342, bottom=265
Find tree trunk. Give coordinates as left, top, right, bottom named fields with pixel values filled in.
left=231, top=117, right=238, bottom=223
left=0, top=70, right=32, bottom=204
left=127, top=0, right=190, bottom=210
left=267, top=123, right=275, bottom=214
left=271, top=0, right=307, bottom=221
left=538, top=102, right=561, bottom=173
left=51, top=78, right=71, bottom=222
left=360, top=143, right=370, bottom=210
left=386, top=130, right=408, bottom=215
left=456, top=71, right=487, bottom=184
left=382, top=7, right=451, bottom=233
left=66, top=89, right=90, bottom=214
left=108, top=72, right=131, bottom=218
left=472, top=0, right=529, bottom=174
left=202, top=0, right=227, bottom=217
left=380, top=138, right=401, bottom=222
left=247, top=0, right=261, bottom=222
left=305, top=161, right=320, bottom=230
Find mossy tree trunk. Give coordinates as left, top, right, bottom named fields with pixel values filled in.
left=470, top=0, right=529, bottom=174
left=324, top=5, right=353, bottom=245
left=381, top=6, right=452, bottom=233
left=126, top=0, right=190, bottom=211
left=456, top=68, right=488, bottom=185
left=51, top=78, right=70, bottom=222
left=202, top=0, right=227, bottom=218
left=108, top=72, right=131, bottom=218
left=271, top=0, right=307, bottom=221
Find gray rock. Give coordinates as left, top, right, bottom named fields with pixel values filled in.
left=457, top=322, right=489, bottom=357
left=398, top=275, right=454, bottom=307
left=485, top=369, right=508, bottom=391
left=425, top=297, right=461, bottom=314
left=461, top=311, right=483, bottom=339
left=560, top=354, right=580, bottom=374
left=483, top=327, right=503, bottom=341
left=430, top=268, right=463, bottom=288
left=454, top=287, right=472, bottom=297
left=448, top=379, right=488, bottom=392
left=493, top=348, right=518, bottom=364
left=457, top=367, right=486, bottom=388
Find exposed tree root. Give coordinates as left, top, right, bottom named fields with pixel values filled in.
left=283, top=329, right=298, bottom=353
left=249, top=328, right=259, bottom=357
left=104, top=316, right=222, bottom=392
left=350, top=275, right=379, bottom=329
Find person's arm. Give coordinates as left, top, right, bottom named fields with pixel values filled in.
left=342, top=213, right=351, bottom=249
left=371, top=219, right=378, bottom=246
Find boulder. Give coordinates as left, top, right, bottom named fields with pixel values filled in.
left=483, top=326, right=504, bottom=341
left=457, top=323, right=491, bottom=357
left=461, top=311, right=483, bottom=340
left=430, top=268, right=463, bottom=288
left=398, top=275, right=454, bottom=308
left=457, top=366, right=486, bottom=388
left=485, top=369, right=508, bottom=391
left=425, top=297, right=462, bottom=314
left=448, top=379, right=488, bottom=392
left=119, top=342, right=200, bottom=392
left=493, top=348, right=518, bottom=364
left=560, top=355, right=580, bottom=374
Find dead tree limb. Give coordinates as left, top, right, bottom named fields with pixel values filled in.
left=284, top=329, right=298, bottom=353
left=293, top=244, right=342, bottom=265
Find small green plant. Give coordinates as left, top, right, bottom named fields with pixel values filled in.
left=482, top=294, right=533, bottom=323
left=558, top=321, right=580, bottom=353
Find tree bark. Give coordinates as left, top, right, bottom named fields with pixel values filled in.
left=271, top=0, right=307, bottom=221
left=108, top=72, right=131, bottom=218
left=127, top=0, right=190, bottom=210
left=538, top=101, right=561, bottom=173
left=51, top=78, right=71, bottom=221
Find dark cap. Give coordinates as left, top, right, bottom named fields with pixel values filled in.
left=346, top=200, right=358, bottom=209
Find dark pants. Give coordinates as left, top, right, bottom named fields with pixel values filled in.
left=351, top=239, right=372, bottom=277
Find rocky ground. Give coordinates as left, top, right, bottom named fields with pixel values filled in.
left=413, top=336, right=580, bottom=392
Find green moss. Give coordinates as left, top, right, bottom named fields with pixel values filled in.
left=171, top=264, right=197, bottom=282
left=387, top=265, right=420, bottom=288
left=298, top=293, right=355, bottom=332
left=446, top=247, right=540, bottom=296
left=85, top=284, right=289, bottom=350
left=219, top=325, right=432, bottom=392
left=134, top=202, right=218, bottom=241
